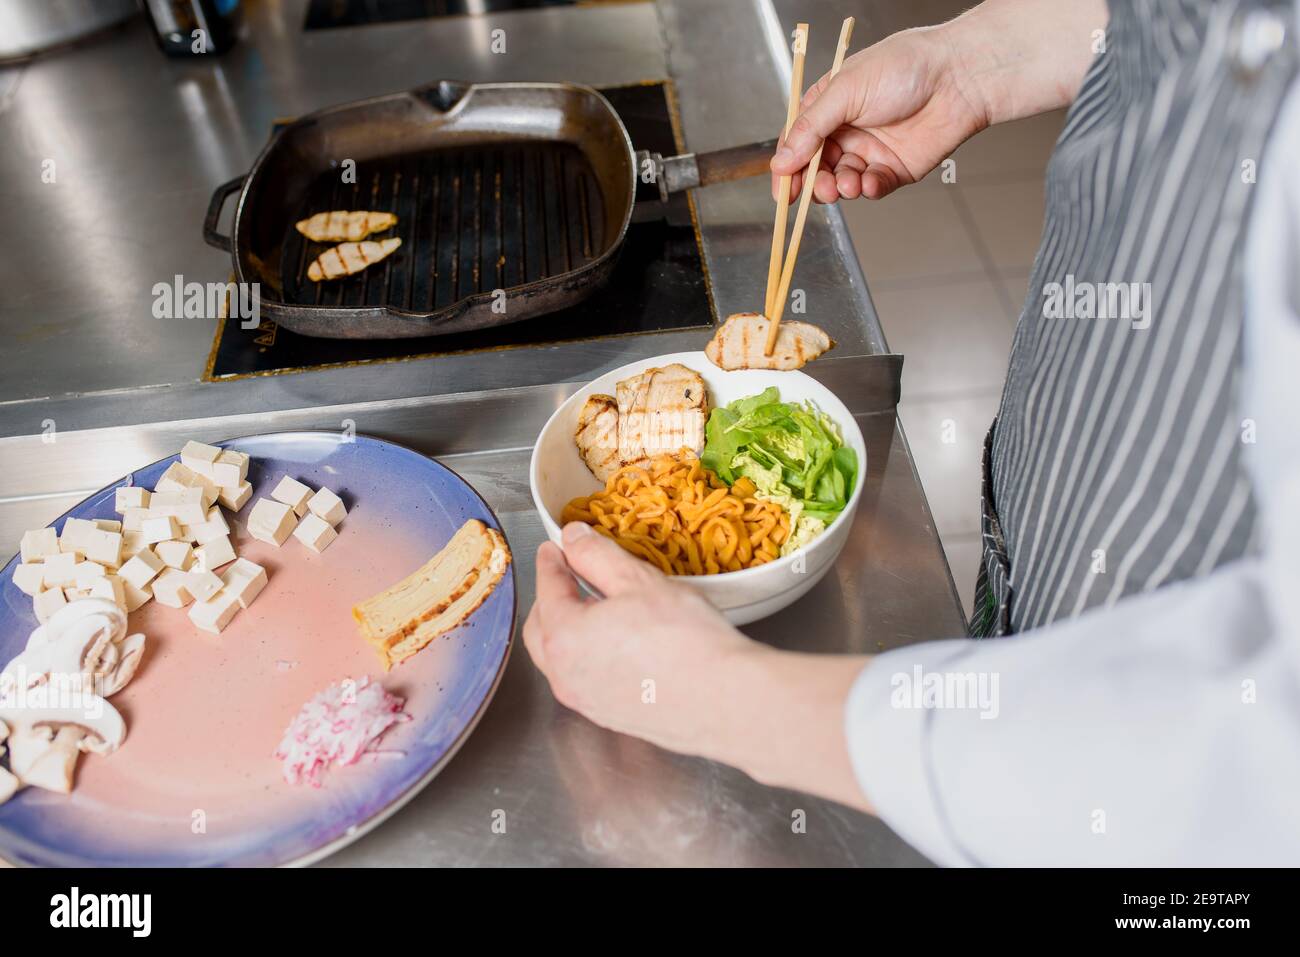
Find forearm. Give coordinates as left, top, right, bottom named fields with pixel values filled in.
left=941, top=0, right=1108, bottom=125
left=710, top=646, right=875, bottom=813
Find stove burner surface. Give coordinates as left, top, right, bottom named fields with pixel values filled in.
left=205, top=81, right=715, bottom=381
left=304, top=0, right=576, bottom=31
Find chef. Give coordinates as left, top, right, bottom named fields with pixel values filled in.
left=525, top=0, right=1300, bottom=864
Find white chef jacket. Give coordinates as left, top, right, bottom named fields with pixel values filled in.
left=845, top=31, right=1300, bottom=865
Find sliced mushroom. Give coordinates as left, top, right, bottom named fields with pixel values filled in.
left=19, top=725, right=84, bottom=794
left=4, top=723, right=49, bottom=779
left=5, top=598, right=140, bottom=698
left=0, top=700, right=126, bottom=759
left=26, top=597, right=127, bottom=651
left=100, top=634, right=145, bottom=698
left=0, top=598, right=142, bottom=800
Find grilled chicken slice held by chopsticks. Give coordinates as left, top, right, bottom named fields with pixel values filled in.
left=296, top=211, right=398, bottom=243
left=575, top=394, right=622, bottom=483
left=616, top=363, right=708, bottom=468
left=306, top=238, right=402, bottom=282
left=705, top=312, right=834, bottom=371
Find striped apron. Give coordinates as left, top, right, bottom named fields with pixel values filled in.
left=972, top=0, right=1298, bottom=637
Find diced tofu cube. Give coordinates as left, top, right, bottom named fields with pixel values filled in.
left=120, top=530, right=148, bottom=560
left=155, top=461, right=192, bottom=492
left=217, top=480, right=252, bottom=511
left=189, top=472, right=220, bottom=510
left=247, top=498, right=297, bottom=546
left=61, top=517, right=98, bottom=544
left=152, top=568, right=194, bottom=608
left=73, top=561, right=106, bottom=588
left=209, top=461, right=242, bottom=489
left=186, top=569, right=225, bottom=602
left=186, top=506, right=230, bottom=545
left=150, top=488, right=201, bottom=511
left=119, top=549, right=165, bottom=590
left=215, top=449, right=249, bottom=485
left=221, top=558, right=268, bottom=609
left=20, top=528, right=59, bottom=563
left=292, top=513, right=338, bottom=553
left=158, top=460, right=220, bottom=508
left=122, top=580, right=153, bottom=613
left=42, top=553, right=80, bottom=588
left=141, top=515, right=183, bottom=545
left=306, top=487, right=347, bottom=527
left=115, top=486, right=150, bottom=512
left=271, top=476, right=313, bottom=517
left=193, top=535, right=236, bottom=571
left=81, top=529, right=122, bottom=566
left=94, top=519, right=122, bottom=533
left=13, top=563, right=46, bottom=597
left=88, top=574, right=126, bottom=608
left=154, top=540, right=193, bottom=570
left=187, top=590, right=240, bottom=634
left=121, top=507, right=148, bottom=532
left=33, top=587, right=68, bottom=623
left=149, top=488, right=207, bottom=526
left=180, top=440, right=222, bottom=472
left=59, top=517, right=97, bottom=555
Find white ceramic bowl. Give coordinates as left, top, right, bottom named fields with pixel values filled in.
left=529, top=352, right=867, bottom=624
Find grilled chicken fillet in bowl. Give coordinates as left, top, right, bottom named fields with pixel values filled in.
left=530, top=352, right=867, bottom=624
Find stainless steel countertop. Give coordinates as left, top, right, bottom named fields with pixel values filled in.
left=0, top=0, right=963, bottom=866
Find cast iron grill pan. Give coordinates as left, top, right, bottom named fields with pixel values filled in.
left=282, top=143, right=603, bottom=313
left=204, top=80, right=775, bottom=340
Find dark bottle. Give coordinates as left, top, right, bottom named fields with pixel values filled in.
left=142, top=0, right=240, bottom=57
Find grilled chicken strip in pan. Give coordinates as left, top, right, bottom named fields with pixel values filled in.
left=705, top=312, right=834, bottom=370
left=306, top=238, right=402, bottom=282
left=295, top=211, right=398, bottom=243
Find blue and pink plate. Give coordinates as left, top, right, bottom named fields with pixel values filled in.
left=0, top=432, right=515, bottom=867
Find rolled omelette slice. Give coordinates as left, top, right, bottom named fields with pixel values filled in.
left=351, top=519, right=512, bottom=670
left=306, top=238, right=402, bottom=282
left=295, top=210, right=398, bottom=243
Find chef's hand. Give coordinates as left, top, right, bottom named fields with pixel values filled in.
left=524, top=522, right=757, bottom=757
left=770, top=26, right=987, bottom=202
left=772, top=0, right=1105, bottom=202
left=524, top=521, right=874, bottom=812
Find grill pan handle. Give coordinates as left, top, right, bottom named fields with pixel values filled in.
left=638, top=138, right=779, bottom=201
left=203, top=175, right=246, bottom=252
left=696, top=139, right=781, bottom=187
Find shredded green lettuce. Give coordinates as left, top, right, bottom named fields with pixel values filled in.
left=701, top=388, right=858, bottom=552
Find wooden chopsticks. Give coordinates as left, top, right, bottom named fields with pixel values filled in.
left=764, top=17, right=855, bottom=356
left=764, top=22, right=809, bottom=322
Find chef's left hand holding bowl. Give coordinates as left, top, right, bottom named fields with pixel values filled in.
left=524, top=522, right=873, bottom=813
left=525, top=522, right=751, bottom=750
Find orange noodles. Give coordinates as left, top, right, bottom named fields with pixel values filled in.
left=561, top=453, right=791, bottom=575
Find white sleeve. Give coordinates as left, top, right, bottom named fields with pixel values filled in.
left=844, top=55, right=1300, bottom=867
left=846, top=566, right=1298, bottom=865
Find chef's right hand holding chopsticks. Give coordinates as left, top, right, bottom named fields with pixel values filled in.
left=770, top=0, right=1103, bottom=203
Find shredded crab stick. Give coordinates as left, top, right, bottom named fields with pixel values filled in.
left=273, top=676, right=411, bottom=787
